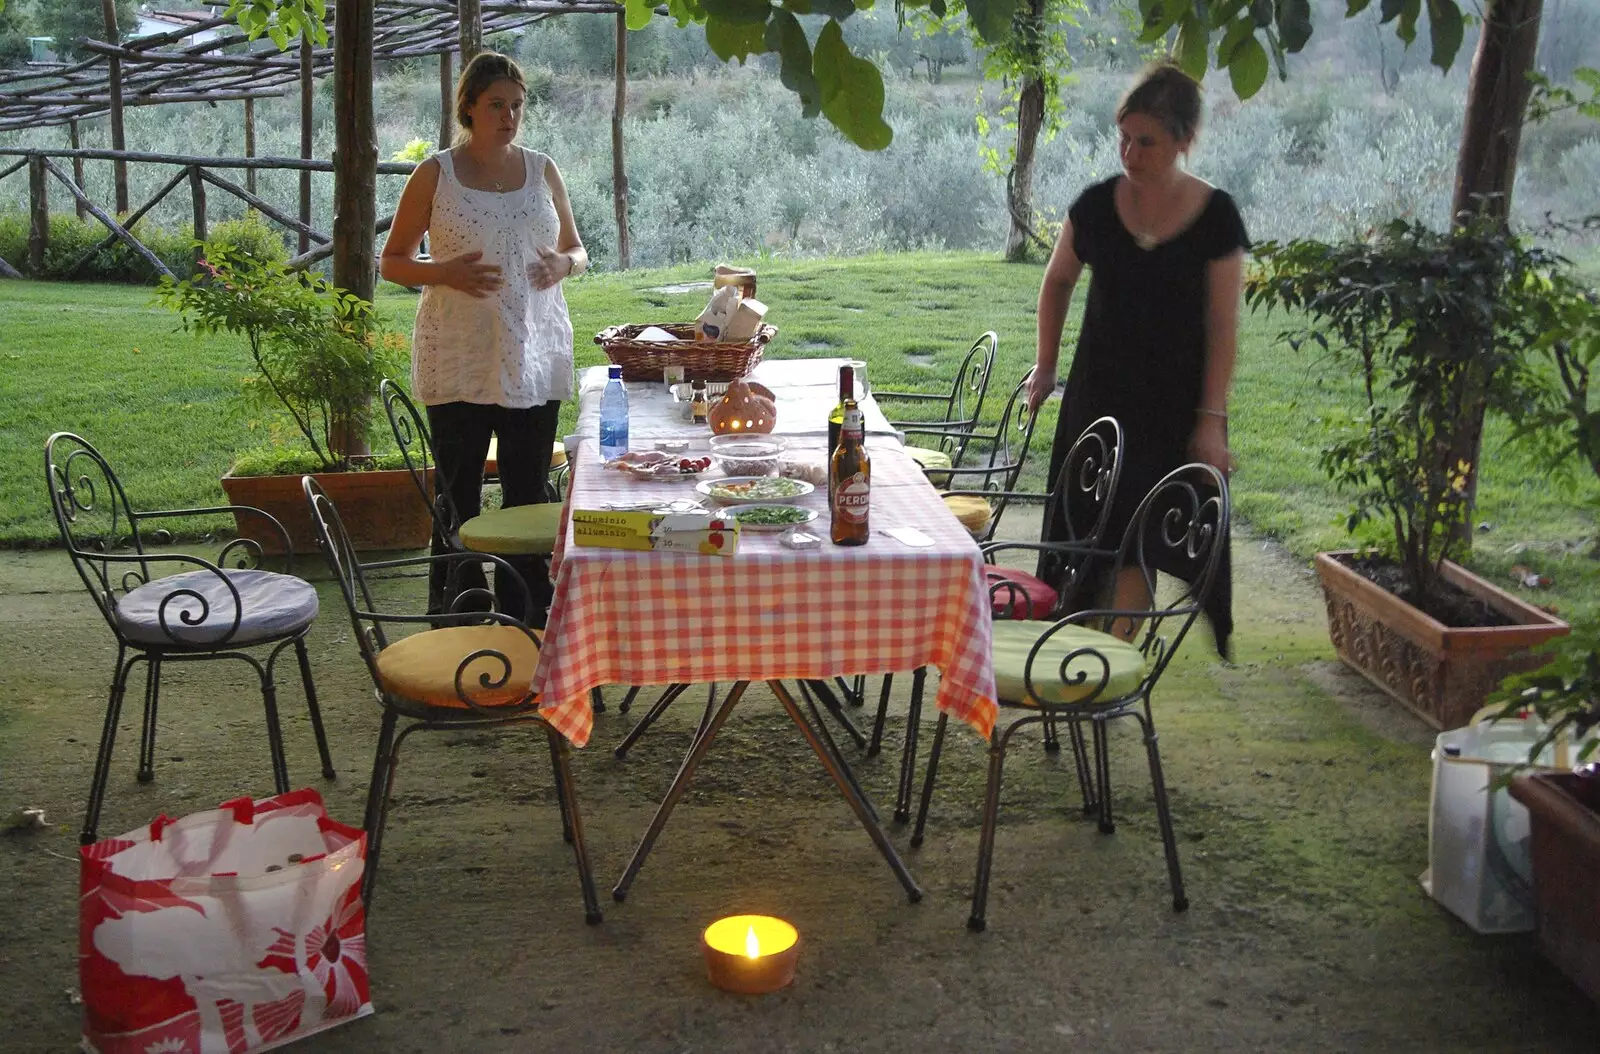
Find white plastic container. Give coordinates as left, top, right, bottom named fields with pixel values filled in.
left=1422, top=708, right=1589, bottom=933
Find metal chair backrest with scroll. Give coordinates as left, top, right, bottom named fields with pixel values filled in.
left=379, top=378, right=566, bottom=619
left=909, top=462, right=1231, bottom=930
left=932, top=365, right=1045, bottom=544
left=982, top=414, right=1125, bottom=622
left=44, top=432, right=335, bottom=846
left=302, top=475, right=602, bottom=922
left=877, top=331, right=998, bottom=472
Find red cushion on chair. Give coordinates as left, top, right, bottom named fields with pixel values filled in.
left=985, top=567, right=1059, bottom=620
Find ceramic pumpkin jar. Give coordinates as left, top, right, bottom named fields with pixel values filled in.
left=709, top=379, right=778, bottom=434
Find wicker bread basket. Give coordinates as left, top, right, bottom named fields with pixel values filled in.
left=595, top=322, right=776, bottom=382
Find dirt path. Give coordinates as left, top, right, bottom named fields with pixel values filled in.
left=2, top=516, right=1595, bottom=1052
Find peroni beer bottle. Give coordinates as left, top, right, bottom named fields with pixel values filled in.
left=830, top=400, right=870, bottom=546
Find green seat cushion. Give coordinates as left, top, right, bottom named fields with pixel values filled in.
left=991, top=621, right=1147, bottom=706
left=907, top=445, right=953, bottom=486
left=459, top=502, right=563, bottom=555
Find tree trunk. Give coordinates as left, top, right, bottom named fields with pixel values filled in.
left=333, top=0, right=376, bottom=459
left=100, top=0, right=127, bottom=214
left=612, top=12, right=630, bottom=271
left=1004, top=73, right=1046, bottom=262
left=1451, top=0, right=1544, bottom=225
left=459, top=0, right=482, bottom=63
left=1448, top=0, right=1544, bottom=540
left=189, top=165, right=206, bottom=270
left=28, top=156, right=47, bottom=274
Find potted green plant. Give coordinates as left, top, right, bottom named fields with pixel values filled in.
left=1246, top=218, right=1570, bottom=730
left=156, top=244, right=425, bottom=553
left=1494, top=624, right=1600, bottom=1005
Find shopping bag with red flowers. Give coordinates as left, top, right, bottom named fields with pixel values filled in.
left=79, top=789, right=372, bottom=1054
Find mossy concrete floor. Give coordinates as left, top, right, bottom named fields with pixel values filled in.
left=2, top=511, right=1596, bottom=1052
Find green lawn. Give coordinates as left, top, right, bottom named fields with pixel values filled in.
left=3, top=251, right=1597, bottom=620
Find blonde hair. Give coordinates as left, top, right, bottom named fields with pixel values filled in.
left=1117, top=61, right=1204, bottom=145
left=452, top=52, right=526, bottom=148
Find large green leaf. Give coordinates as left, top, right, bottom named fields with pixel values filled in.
left=1396, top=0, right=1420, bottom=44
left=1217, top=15, right=1256, bottom=66
left=1276, top=0, right=1312, bottom=51
left=813, top=21, right=893, bottom=150
left=966, top=0, right=1022, bottom=43
left=766, top=9, right=820, bottom=116
left=706, top=16, right=770, bottom=61
left=1426, top=0, right=1463, bottom=70
left=701, top=0, right=774, bottom=23
left=1227, top=33, right=1269, bottom=97
left=626, top=0, right=658, bottom=30
left=1174, top=12, right=1210, bottom=79
left=1378, top=0, right=1404, bottom=21
left=809, top=0, right=859, bottom=16
left=1346, top=0, right=1372, bottom=14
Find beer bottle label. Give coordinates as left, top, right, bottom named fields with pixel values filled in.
left=836, top=473, right=870, bottom=523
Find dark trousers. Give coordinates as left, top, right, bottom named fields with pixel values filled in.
left=426, top=400, right=561, bottom=626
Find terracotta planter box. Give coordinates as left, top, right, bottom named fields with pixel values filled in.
left=1510, top=771, right=1600, bottom=1005
left=1315, top=550, right=1569, bottom=731
left=220, top=468, right=432, bottom=556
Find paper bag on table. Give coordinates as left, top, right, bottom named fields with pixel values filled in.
left=695, top=285, right=742, bottom=342
left=721, top=297, right=768, bottom=343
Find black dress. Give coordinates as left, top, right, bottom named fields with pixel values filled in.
left=1038, top=176, right=1249, bottom=658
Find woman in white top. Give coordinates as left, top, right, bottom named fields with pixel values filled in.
left=381, top=52, right=587, bottom=624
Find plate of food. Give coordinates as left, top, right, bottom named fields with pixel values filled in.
left=696, top=476, right=815, bottom=505
left=728, top=504, right=819, bottom=532
left=605, top=451, right=712, bottom=480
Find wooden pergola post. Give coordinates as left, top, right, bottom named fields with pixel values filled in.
left=99, top=0, right=128, bottom=213
left=189, top=165, right=206, bottom=268
left=299, top=32, right=313, bottom=256
left=439, top=49, right=454, bottom=150
left=333, top=0, right=376, bottom=303
left=28, top=155, right=47, bottom=273
left=244, top=98, right=257, bottom=197
left=612, top=12, right=630, bottom=270
left=459, top=0, right=482, bottom=63
left=69, top=120, right=87, bottom=221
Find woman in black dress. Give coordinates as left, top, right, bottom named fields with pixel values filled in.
left=1027, top=62, right=1248, bottom=656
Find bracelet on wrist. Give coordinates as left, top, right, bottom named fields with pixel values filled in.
left=1197, top=407, right=1228, bottom=420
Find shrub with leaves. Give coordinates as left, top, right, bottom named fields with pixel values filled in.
left=155, top=245, right=405, bottom=472
left=1490, top=619, right=1600, bottom=768
left=1246, top=219, right=1563, bottom=608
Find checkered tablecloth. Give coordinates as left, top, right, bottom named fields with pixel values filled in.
left=531, top=430, right=998, bottom=748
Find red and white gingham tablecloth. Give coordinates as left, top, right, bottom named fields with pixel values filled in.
left=531, top=429, right=998, bottom=748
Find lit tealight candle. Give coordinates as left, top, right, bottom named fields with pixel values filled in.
left=701, top=914, right=799, bottom=994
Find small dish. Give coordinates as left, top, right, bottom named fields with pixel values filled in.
left=655, top=439, right=691, bottom=454
left=729, top=504, right=819, bottom=532
left=696, top=476, right=815, bottom=505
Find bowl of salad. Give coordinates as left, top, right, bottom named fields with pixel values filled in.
left=708, top=434, right=788, bottom=477
left=696, top=476, right=814, bottom=505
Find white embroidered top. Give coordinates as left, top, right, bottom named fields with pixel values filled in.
left=410, top=147, right=574, bottom=408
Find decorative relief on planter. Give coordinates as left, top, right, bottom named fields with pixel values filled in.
left=1315, top=552, right=1568, bottom=732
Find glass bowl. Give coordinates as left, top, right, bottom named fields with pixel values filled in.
left=708, top=434, right=788, bottom=477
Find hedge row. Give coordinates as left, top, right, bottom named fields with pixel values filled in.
left=0, top=211, right=288, bottom=283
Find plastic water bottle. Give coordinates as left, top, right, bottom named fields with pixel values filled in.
left=599, top=364, right=629, bottom=461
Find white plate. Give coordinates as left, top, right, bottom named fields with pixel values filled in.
left=696, top=476, right=816, bottom=506
left=728, top=504, right=820, bottom=532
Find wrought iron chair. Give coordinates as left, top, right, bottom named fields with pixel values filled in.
left=876, top=331, right=998, bottom=480
left=380, top=379, right=565, bottom=621
left=911, top=463, right=1231, bottom=930
left=303, top=476, right=602, bottom=922
left=45, top=432, right=335, bottom=846
left=866, top=411, right=1119, bottom=817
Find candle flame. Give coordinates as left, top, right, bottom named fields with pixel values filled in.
left=745, top=925, right=760, bottom=959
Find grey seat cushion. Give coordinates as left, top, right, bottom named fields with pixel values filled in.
left=113, top=568, right=318, bottom=646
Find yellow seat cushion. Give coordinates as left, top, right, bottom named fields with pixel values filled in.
left=907, top=445, right=953, bottom=486
left=485, top=438, right=567, bottom=475
left=991, top=621, right=1146, bottom=707
left=459, top=502, right=563, bottom=555
left=375, top=624, right=542, bottom=709
left=942, top=493, right=994, bottom=536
